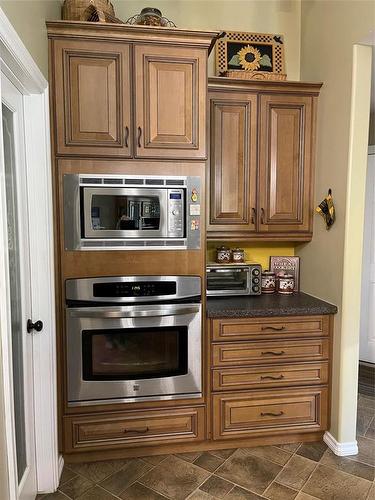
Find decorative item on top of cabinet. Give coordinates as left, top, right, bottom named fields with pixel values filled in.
left=125, top=7, right=176, bottom=27
left=207, top=78, right=322, bottom=241
left=47, top=21, right=219, bottom=159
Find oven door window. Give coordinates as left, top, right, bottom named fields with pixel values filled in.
left=90, top=194, right=161, bottom=232
left=82, top=327, right=188, bottom=380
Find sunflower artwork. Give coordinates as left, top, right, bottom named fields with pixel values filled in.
left=216, top=31, right=286, bottom=81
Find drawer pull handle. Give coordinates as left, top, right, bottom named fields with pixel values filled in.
left=124, top=126, right=129, bottom=148
left=123, top=426, right=149, bottom=434
left=261, top=411, right=284, bottom=417
left=251, top=207, right=256, bottom=224
left=137, top=126, right=142, bottom=148
left=261, top=326, right=286, bottom=331
left=261, top=350, right=285, bottom=356
left=260, top=374, right=284, bottom=380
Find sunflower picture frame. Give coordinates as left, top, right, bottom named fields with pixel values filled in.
left=215, top=31, right=286, bottom=81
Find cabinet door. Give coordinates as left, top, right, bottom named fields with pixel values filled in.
left=258, top=94, right=314, bottom=235
left=53, top=39, right=132, bottom=157
left=208, top=92, right=257, bottom=235
left=134, top=44, right=206, bottom=159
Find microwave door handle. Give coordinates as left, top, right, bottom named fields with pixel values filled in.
left=69, top=305, right=200, bottom=319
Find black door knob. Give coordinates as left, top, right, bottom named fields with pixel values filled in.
left=27, top=319, right=43, bottom=333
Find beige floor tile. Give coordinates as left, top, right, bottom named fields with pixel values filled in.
left=357, top=407, right=375, bottom=436
left=175, top=451, right=203, bottom=463
left=243, top=445, right=292, bottom=466
left=276, top=443, right=301, bottom=453
left=193, top=452, right=225, bottom=472
left=199, top=475, right=234, bottom=498
left=58, top=475, right=95, bottom=499
left=75, top=486, right=118, bottom=500
left=320, top=449, right=374, bottom=481
left=99, top=459, right=152, bottom=496
left=264, top=482, right=298, bottom=500
left=224, top=486, right=265, bottom=499
left=367, top=482, right=375, bottom=500
left=209, top=448, right=237, bottom=459
left=296, top=442, right=327, bottom=462
left=67, top=459, right=128, bottom=483
left=365, top=417, right=375, bottom=440
left=41, top=493, right=71, bottom=500
left=295, top=493, right=319, bottom=500
left=276, top=455, right=316, bottom=490
left=59, top=467, right=78, bottom=486
left=302, top=464, right=372, bottom=500
left=188, top=491, right=215, bottom=499
left=139, top=455, right=210, bottom=500
left=142, top=455, right=170, bottom=466
left=350, top=436, right=375, bottom=466
left=120, top=482, right=168, bottom=499
left=358, top=394, right=375, bottom=410
left=215, top=448, right=282, bottom=494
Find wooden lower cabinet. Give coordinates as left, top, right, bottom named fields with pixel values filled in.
left=212, top=387, right=328, bottom=440
left=64, top=406, right=206, bottom=453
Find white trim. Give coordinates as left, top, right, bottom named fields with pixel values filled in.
left=0, top=6, right=58, bottom=496
left=0, top=9, right=47, bottom=94
left=324, top=431, right=359, bottom=456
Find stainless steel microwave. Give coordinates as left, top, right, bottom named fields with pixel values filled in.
left=63, top=174, right=201, bottom=250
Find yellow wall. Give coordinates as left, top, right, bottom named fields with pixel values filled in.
left=297, top=0, right=374, bottom=443
left=207, top=242, right=295, bottom=270
left=0, top=0, right=302, bottom=80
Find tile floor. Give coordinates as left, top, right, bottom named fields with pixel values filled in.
left=37, top=394, right=375, bottom=500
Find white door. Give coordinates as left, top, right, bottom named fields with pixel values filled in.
left=1, top=73, right=37, bottom=498
left=360, top=147, right=375, bottom=363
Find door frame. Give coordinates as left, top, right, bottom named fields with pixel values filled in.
left=0, top=7, right=59, bottom=497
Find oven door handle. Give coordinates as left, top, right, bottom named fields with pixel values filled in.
left=68, top=304, right=200, bottom=319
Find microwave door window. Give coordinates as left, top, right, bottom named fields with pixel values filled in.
left=82, top=327, right=188, bottom=381
left=89, top=194, right=161, bottom=236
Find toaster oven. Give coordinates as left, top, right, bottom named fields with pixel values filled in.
left=206, top=263, right=262, bottom=296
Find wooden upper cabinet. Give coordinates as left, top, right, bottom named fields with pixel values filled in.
left=134, top=44, right=206, bottom=159
left=208, top=92, right=257, bottom=234
left=53, top=39, right=132, bottom=157
left=258, top=94, right=314, bottom=235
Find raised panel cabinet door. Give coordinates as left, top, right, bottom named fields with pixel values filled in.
left=208, top=92, right=257, bottom=233
left=258, top=94, right=314, bottom=234
left=134, top=44, right=206, bottom=159
left=53, top=39, right=132, bottom=157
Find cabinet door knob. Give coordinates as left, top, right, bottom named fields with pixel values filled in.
left=251, top=207, right=256, bottom=224
left=137, top=126, right=142, bottom=148
left=124, top=126, right=129, bottom=148
left=27, top=319, right=43, bottom=333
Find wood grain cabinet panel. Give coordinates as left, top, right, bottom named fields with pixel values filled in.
left=212, top=387, right=328, bottom=440
left=53, top=39, right=132, bottom=157
left=212, top=339, right=329, bottom=367
left=258, top=94, right=313, bottom=234
left=134, top=45, right=206, bottom=159
left=65, top=406, right=205, bottom=452
left=212, top=362, right=329, bottom=392
left=208, top=92, right=257, bottom=233
left=212, top=316, right=329, bottom=342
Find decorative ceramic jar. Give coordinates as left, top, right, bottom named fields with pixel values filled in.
left=216, top=246, right=231, bottom=263
left=261, top=271, right=276, bottom=294
left=278, top=274, right=295, bottom=295
left=232, top=248, right=245, bottom=263
left=136, top=7, right=165, bottom=26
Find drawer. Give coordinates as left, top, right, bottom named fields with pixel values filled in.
left=212, top=339, right=329, bottom=367
left=65, top=406, right=205, bottom=452
left=212, top=387, right=328, bottom=440
left=212, top=362, right=329, bottom=391
left=212, top=316, right=329, bottom=342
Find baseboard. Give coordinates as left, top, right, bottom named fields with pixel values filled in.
left=58, top=454, right=64, bottom=481
left=323, top=431, right=358, bottom=456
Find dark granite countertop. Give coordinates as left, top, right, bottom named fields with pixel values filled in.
left=207, top=292, right=337, bottom=318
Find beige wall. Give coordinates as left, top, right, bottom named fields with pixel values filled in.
left=0, top=0, right=61, bottom=77
left=297, top=0, right=374, bottom=442
left=0, top=0, right=302, bottom=80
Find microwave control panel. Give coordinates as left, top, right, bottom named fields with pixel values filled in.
left=167, top=189, right=184, bottom=237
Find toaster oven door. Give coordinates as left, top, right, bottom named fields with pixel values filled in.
left=207, top=267, right=250, bottom=296
left=83, top=187, right=168, bottom=239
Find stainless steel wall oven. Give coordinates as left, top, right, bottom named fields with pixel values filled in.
left=65, top=276, right=202, bottom=406
left=63, top=174, right=201, bottom=250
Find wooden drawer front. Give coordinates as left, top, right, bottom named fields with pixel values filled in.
left=212, top=316, right=329, bottom=342
left=212, top=387, right=328, bottom=440
left=212, top=339, right=329, bottom=367
left=66, top=407, right=205, bottom=452
left=212, top=362, right=329, bottom=391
